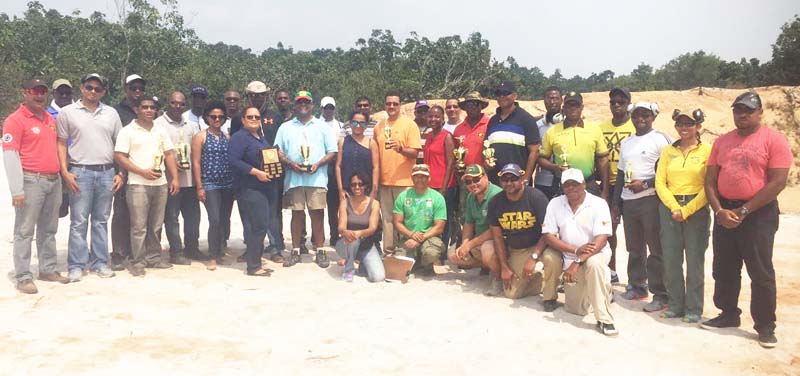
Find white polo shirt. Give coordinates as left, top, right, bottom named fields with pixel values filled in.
left=156, top=114, right=198, bottom=188
left=542, top=192, right=612, bottom=270
left=618, top=129, right=672, bottom=201
left=115, top=120, right=175, bottom=186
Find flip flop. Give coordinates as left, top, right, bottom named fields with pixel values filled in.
left=247, top=268, right=272, bottom=277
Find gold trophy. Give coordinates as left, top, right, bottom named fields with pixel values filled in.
left=453, top=136, right=467, bottom=174
left=383, top=123, right=393, bottom=149
left=152, top=139, right=164, bottom=174
left=176, top=130, right=190, bottom=169
left=625, top=161, right=633, bottom=186
left=482, top=140, right=496, bottom=168
left=557, top=144, right=570, bottom=168
left=300, top=143, right=312, bottom=172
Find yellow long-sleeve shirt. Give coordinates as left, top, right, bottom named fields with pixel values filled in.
left=655, top=141, right=712, bottom=218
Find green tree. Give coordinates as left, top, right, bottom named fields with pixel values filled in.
left=767, top=14, right=800, bottom=85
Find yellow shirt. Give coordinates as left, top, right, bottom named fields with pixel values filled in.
left=541, top=121, right=609, bottom=179
left=114, top=121, right=175, bottom=186
left=654, top=142, right=712, bottom=218
left=598, top=118, right=635, bottom=184
left=374, top=116, right=422, bottom=186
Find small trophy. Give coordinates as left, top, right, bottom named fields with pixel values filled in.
left=300, top=144, right=312, bottom=172
left=482, top=140, right=496, bottom=168
left=383, top=124, right=393, bottom=149
left=625, top=161, right=633, bottom=186
left=176, top=130, right=190, bottom=169
left=152, top=139, right=164, bottom=174
left=557, top=144, right=570, bottom=168
left=453, top=136, right=467, bottom=173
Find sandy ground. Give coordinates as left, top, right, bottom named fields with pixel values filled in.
left=1, top=168, right=799, bottom=375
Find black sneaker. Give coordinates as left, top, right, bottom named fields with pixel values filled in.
left=110, top=255, right=128, bottom=271
left=757, top=332, right=777, bottom=348
left=299, top=243, right=309, bottom=255
left=315, top=249, right=330, bottom=268
left=700, top=314, right=741, bottom=330
left=146, top=261, right=173, bottom=269
left=185, top=250, right=210, bottom=261
left=543, top=299, right=559, bottom=312
left=170, top=253, right=191, bottom=265
left=597, top=322, right=619, bottom=337
left=129, top=265, right=146, bottom=277
left=283, top=250, right=300, bottom=267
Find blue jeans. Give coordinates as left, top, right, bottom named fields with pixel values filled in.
left=203, top=188, right=234, bottom=258
left=67, top=167, right=114, bottom=272
left=165, top=187, right=201, bottom=255
left=14, top=174, right=61, bottom=282
left=335, top=238, right=385, bottom=282
left=238, top=188, right=270, bottom=273
left=266, top=184, right=285, bottom=251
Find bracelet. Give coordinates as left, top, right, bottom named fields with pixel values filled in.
left=715, top=208, right=724, bottom=216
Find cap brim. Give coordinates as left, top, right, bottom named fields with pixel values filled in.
left=412, top=172, right=430, bottom=177
left=295, top=96, right=312, bottom=102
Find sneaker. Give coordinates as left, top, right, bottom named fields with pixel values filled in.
left=170, top=253, right=191, bottom=266
left=543, top=299, right=559, bottom=312
left=610, top=270, right=619, bottom=284
left=38, top=272, right=69, bottom=284
left=94, top=266, right=116, bottom=278
left=110, top=255, right=128, bottom=271
left=597, top=322, right=619, bottom=337
left=485, top=278, right=503, bottom=297
left=700, top=314, right=741, bottom=330
left=299, top=243, right=309, bottom=255
left=315, top=249, right=330, bottom=268
left=68, top=268, right=83, bottom=283
left=16, top=279, right=38, bottom=294
left=643, top=299, right=668, bottom=312
left=185, top=250, right=210, bottom=261
left=283, top=250, right=300, bottom=268
left=757, top=332, right=777, bottom=349
left=129, top=265, right=146, bottom=277
left=660, top=310, right=683, bottom=319
left=146, top=261, right=173, bottom=269
left=621, top=289, right=648, bottom=301
left=343, top=271, right=354, bottom=282
left=682, top=313, right=702, bottom=323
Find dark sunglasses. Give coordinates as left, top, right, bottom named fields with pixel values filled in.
left=495, top=90, right=512, bottom=97
left=385, top=102, right=400, bottom=107
left=356, top=103, right=370, bottom=108
left=733, top=106, right=756, bottom=115
left=224, top=97, right=240, bottom=102
left=675, top=121, right=697, bottom=128
left=350, top=182, right=365, bottom=188
left=128, top=85, right=145, bottom=92
left=27, top=87, right=48, bottom=95
left=499, top=175, right=521, bottom=183
left=463, top=177, right=482, bottom=185
left=244, top=115, right=261, bottom=120
left=350, top=121, right=367, bottom=128
left=84, top=85, right=105, bottom=93
left=208, top=115, right=226, bottom=121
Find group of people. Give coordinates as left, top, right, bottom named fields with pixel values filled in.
left=3, top=74, right=791, bottom=347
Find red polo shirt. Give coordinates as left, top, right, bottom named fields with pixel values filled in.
left=2, top=104, right=60, bottom=173
left=453, top=114, right=490, bottom=166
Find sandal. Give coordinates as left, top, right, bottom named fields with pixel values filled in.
left=206, top=259, right=218, bottom=271
left=247, top=268, right=273, bottom=277
left=267, top=252, right=285, bottom=264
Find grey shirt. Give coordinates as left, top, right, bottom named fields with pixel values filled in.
left=57, top=100, right=122, bottom=165
left=156, top=113, right=199, bottom=187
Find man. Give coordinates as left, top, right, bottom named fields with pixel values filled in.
left=541, top=168, right=617, bottom=336
left=393, top=164, right=447, bottom=274
left=57, top=73, right=124, bottom=282
left=702, top=91, right=792, bottom=349
left=274, top=89, right=293, bottom=123
left=3, top=79, right=70, bottom=293
left=274, top=90, right=337, bottom=268
left=443, top=98, right=461, bottom=134
left=114, top=96, right=180, bottom=276
left=612, top=102, right=672, bottom=312
left=485, top=81, right=540, bottom=186
left=414, top=100, right=430, bottom=163
left=374, top=93, right=422, bottom=253
left=533, top=86, right=564, bottom=199
left=598, top=87, right=635, bottom=283
left=183, top=84, right=209, bottom=129
left=448, top=165, right=503, bottom=295
left=538, top=92, right=610, bottom=199
left=46, top=79, right=74, bottom=118
left=221, top=89, right=241, bottom=135
left=353, top=96, right=374, bottom=138
left=320, top=96, right=344, bottom=245
left=110, top=74, right=146, bottom=270
left=157, top=92, right=200, bottom=265
left=487, top=163, right=559, bottom=302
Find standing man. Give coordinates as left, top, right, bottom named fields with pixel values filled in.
left=4, top=79, right=70, bottom=293
left=533, top=86, right=563, bottom=199
left=320, top=96, right=344, bottom=245
left=114, top=96, right=180, bottom=276
left=274, top=90, right=338, bottom=268
left=487, top=163, right=560, bottom=302
left=157, top=91, right=200, bottom=265
left=354, top=96, right=374, bottom=138
left=485, top=81, right=540, bottom=186
left=110, top=74, right=146, bottom=270
left=612, top=102, right=672, bottom=311
left=598, top=87, right=635, bottom=283
left=46, top=79, right=74, bottom=118
left=223, top=89, right=241, bottom=134
left=374, top=92, right=422, bottom=253
left=274, top=89, right=294, bottom=124
left=443, top=98, right=461, bottom=134
left=414, top=100, right=431, bottom=164
left=57, top=73, right=124, bottom=282
left=184, top=84, right=209, bottom=129
left=702, top=92, right=792, bottom=349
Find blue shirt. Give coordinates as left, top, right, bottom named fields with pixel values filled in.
left=228, top=130, right=275, bottom=193
left=273, top=117, right=337, bottom=192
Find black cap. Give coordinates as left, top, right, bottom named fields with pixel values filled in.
left=190, top=84, right=209, bottom=96
left=80, top=73, right=108, bottom=86
left=731, top=91, right=762, bottom=110
left=22, top=79, right=48, bottom=90
left=496, top=81, right=517, bottom=93
left=563, top=91, right=583, bottom=105
left=609, top=87, right=631, bottom=100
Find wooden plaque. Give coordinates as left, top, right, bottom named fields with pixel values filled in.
left=260, top=147, right=283, bottom=178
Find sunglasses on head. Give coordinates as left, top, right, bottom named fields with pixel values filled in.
left=84, top=84, right=105, bottom=93
left=495, top=90, right=512, bottom=97
left=245, top=114, right=261, bottom=121
left=499, top=174, right=520, bottom=183
left=208, top=115, right=226, bottom=121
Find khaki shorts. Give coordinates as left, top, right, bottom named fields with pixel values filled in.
left=283, top=186, right=327, bottom=211
left=447, top=240, right=494, bottom=263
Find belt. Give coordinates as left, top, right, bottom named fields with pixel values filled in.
left=673, top=194, right=697, bottom=204
left=23, top=170, right=59, bottom=180
left=720, top=197, right=748, bottom=208
left=70, top=163, right=115, bottom=171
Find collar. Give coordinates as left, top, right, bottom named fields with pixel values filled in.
left=49, top=100, right=62, bottom=112
left=76, top=100, right=105, bottom=113
left=18, top=103, right=48, bottom=119
left=131, top=119, right=158, bottom=132
left=495, top=104, right=519, bottom=118
left=562, top=191, right=593, bottom=214
left=160, top=113, right=186, bottom=126
left=671, top=139, right=703, bottom=148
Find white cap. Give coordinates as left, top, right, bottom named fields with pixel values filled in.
left=321, top=96, right=336, bottom=108
left=245, top=81, right=268, bottom=94
left=125, top=74, right=145, bottom=85
left=629, top=102, right=660, bottom=117
left=560, top=168, right=585, bottom=185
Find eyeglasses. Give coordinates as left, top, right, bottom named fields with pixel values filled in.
left=356, top=103, right=370, bottom=108
left=463, top=177, right=482, bottom=185
left=499, top=175, right=521, bottom=183
left=27, top=87, right=48, bottom=95
left=350, top=121, right=367, bottom=128
left=323, top=105, right=335, bottom=110
left=350, top=182, right=365, bottom=188
left=295, top=100, right=312, bottom=106
left=224, top=97, right=240, bottom=102
left=675, top=121, right=696, bottom=128
left=244, top=115, right=261, bottom=121
left=83, top=85, right=105, bottom=93
left=385, top=102, right=400, bottom=107
left=495, top=90, right=512, bottom=97
left=461, top=101, right=478, bottom=108
left=139, top=105, right=157, bottom=110
left=732, top=106, right=756, bottom=115
left=128, top=85, right=145, bottom=92
left=208, top=115, right=226, bottom=121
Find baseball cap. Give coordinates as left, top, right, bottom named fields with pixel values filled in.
left=190, top=84, right=208, bottom=96
left=245, top=81, right=268, bottom=94
left=414, top=100, right=430, bottom=110
left=672, top=108, right=705, bottom=123
left=81, top=73, right=107, bottom=86
left=51, top=79, right=72, bottom=90
left=731, top=91, right=762, bottom=110
left=321, top=96, right=336, bottom=108
left=497, top=163, right=524, bottom=177
left=462, top=164, right=485, bottom=179
left=560, top=168, right=585, bottom=185
left=609, top=87, right=631, bottom=100
left=563, top=92, right=583, bottom=105
left=294, top=90, right=313, bottom=102
left=125, top=74, right=145, bottom=85
left=22, top=79, right=48, bottom=90
left=411, top=164, right=431, bottom=176
left=495, top=81, right=517, bottom=94
left=630, top=102, right=660, bottom=116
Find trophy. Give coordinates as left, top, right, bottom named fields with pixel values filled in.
left=453, top=136, right=467, bottom=173
left=300, top=144, right=312, bottom=172
left=482, top=140, right=496, bottom=168
left=383, top=124, right=393, bottom=149
left=260, top=146, right=283, bottom=178
left=152, top=139, right=164, bottom=174
left=176, top=130, right=190, bottom=169
left=625, top=161, right=633, bottom=186
left=557, top=144, right=570, bottom=168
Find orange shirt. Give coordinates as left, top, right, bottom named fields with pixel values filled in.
left=374, top=116, right=421, bottom=186
left=453, top=114, right=489, bottom=167
left=1, top=104, right=59, bottom=173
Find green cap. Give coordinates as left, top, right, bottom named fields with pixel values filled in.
left=462, top=164, right=485, bottom=179
left=294, top=90, right=313, bottom=102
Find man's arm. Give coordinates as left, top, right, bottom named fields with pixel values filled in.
left=524, top=144, right=540, bottom=183
left=424, top=219, right=446, bottom=239
left=740, top=168, right=789, bottom=215
left=393, top=213, right=413, bottom=239
left=596, top=154, right=610, bottom=199
left=3, top=150, right=25, bottom=206
left=164, top=150, right=180, bottom=195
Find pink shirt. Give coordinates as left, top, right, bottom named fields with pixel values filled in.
left=707, top=125, right=793, bottom=200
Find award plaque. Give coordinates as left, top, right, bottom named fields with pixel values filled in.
left=260, top=146, right=283, bottom=178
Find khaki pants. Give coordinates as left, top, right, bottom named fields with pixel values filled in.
left=564, top=251, right=614, bottom=325
left=447, top=240, right=495, bottom=267
left=505, top=246, right=562, bottom=300
left=379, top=185, right=409, bottom=251
left=396, top=236, right=444, bottom=269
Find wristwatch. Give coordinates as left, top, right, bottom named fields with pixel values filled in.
left=575, top=258, right=583, bottom=265
left=740, top=206, right=750, bottom=216
left=641, top=181, right=649, bottom=189
left=531, top=253, right=539, bottom=261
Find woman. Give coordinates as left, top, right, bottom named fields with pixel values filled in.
left=336, top=171, right=384, bottom=282
left=422, top=105, right=455, bottom=248
left=336, top=111, right=379, bottom=201
left=192, top=101, right=234, bottom=271
left=228, top=106, right=275, bottom=277
left=654, top=108, right=712, bottom=323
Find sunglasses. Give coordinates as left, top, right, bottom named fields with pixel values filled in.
left=323, top=105, right=335, bottom=110
left=224, top=97, right=240, bottom=102
left=675, top=121, right=696, bottom=128
left=463, top=177, right=482, bottom=185
left=350, top=121, right=367, bottom=128
left=350, top=182, right=365, bottom=188
left=208, top=115, right=226, bottom=121
left=244, top=115, right=261, bottom=121
left=733, top=106, right=756, bottom=115
left=84, top=85, right=105, bottom=93
left=356, top=103, right=370, bottom=108
left=385, top=102, right=400, bottom=107
left=27, top=87, right=48, bottom=95
left=499, top=175, right=521, bottom=183
left=128, top=85, right=145, bottom=92
left=495, top=90, right=513, bottom=97
left=139, top=105, right=157, bottom=110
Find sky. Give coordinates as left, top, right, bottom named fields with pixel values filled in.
left=5, top=0, right=799, bottom=77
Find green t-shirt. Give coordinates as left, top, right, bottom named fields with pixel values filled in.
left=393, top=187, right=447, bottom=235
left=465, top=183, right=503, bottom=235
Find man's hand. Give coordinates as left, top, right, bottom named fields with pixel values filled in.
left=141, top=169, right=162, bottom=181
left=455, top=243, right=470, bottom=260
left=197, top=187, right=206, bottom=203
left=411, top=232, right=425, bottom=243
left=169, top=179, right=180, bottom=195
left=716, top=209, right=742, bottom=229
left=671, top=210, right=684, bottom=222
left=111, top=174, right=125, bottom=193
left=290, top=162, right=306, bottom=173
left=576, top=242, right=596, bottom=256
left=610, top=205, right=621, bottom=222
left=563, top=263, right=579, bottom=283
left=522, top=257, right=538, bottom=279
left=63, top=172, right=80, bottom=193
left=627, top=180, right=645, bottom=193
left=12, top=194, right=25, bottom=208
left=403, top=238, right=419, bottom=249
left=501, top=265, right=515, bottom=289
left=309, top=163, right=319, bottom=175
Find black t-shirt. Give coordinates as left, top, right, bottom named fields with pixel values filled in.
left=229, top=107, right=284, bottom=145
left=487, top=185, right=548, bottom=249
left=114, top=100, right=137, bottom=127
left=486, top=105, right=540, bottom=184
